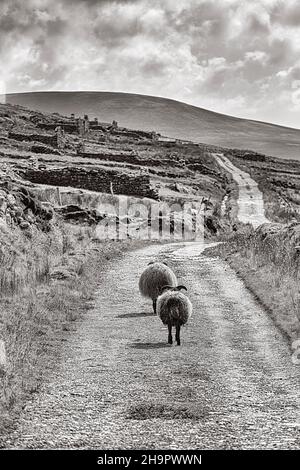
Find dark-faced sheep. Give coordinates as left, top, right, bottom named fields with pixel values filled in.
left=157, top=285, right=192, bottom=346
left=139, top=261, right=177, bottom=314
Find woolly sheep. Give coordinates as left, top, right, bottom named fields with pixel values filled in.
left=157, top=285, right=192, bottom=346
left=139, top=261, right=177, bottom=314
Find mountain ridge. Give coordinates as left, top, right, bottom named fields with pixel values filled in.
left=3, top=91, right=300, bottom=160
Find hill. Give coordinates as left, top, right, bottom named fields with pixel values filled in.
left=3, top=91, right=300, bottom=160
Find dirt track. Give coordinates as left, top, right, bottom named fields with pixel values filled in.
left=5, top=157, right=300, bottom=449
left=214, top=153, right=269, bottom=228
left=5, top=240, right=300, bottom=449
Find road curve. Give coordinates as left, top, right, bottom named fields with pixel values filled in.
left=5, top=242, right=300, bottom=449
left=214, top=153, right=269, bottom=228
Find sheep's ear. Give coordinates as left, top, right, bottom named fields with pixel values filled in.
left=177, top=285, right=187, bottom=291
left=162, top=261, right=168, bottom=266
left=148, top=261, right=154, bottom=265
left=161, top=285, right=173, bottom=293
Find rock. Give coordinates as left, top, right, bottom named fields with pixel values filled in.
left=26, top=215, right=34, bottom=224
left=50, top=267, right=78, bottom=280
left=19, top=221, right=30, bottom=230
left=0, top=218, right=7, bottom=231
left=7, top=194, right=16, bottom=206
left=13, top=206, right=23, bottom=217
left=0, top=194, right=7, bottom=212
left=205, top=215, right=223, bottom=235
left=56, top=204, right=104, bottom=225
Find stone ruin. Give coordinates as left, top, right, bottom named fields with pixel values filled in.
left=37, top=114, right=117, bottom=136
left=8, top=126, right=66, bottom=150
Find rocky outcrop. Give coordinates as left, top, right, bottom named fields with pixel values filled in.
left=0, top=182, right=53, bottom=234
left=56, top=204, right=106, bottom=225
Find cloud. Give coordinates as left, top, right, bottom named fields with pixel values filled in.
left=0, top=0, right=299, bottom=127
left=270, top=0, right=300, bottom=27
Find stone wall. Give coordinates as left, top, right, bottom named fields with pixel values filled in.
left=38, top=122, right=77, bottom=133
left=9, top=131, right=59, bottom=147
left=187, top=162, right=219, bottom=177
left=31, top=144, right=62, bottom=155
left=226, top=149, right=267, bottom=162
left=111, top=129, right=158, bottom=140
left=20, top=166, right=159, bottom=200
left=38, top=119, right=112, bottom=134
left=79, top=151, right=183, bottom=168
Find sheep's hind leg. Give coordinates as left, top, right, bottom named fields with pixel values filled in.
left=175, top=323, right=181, bottom=346
left=168, top=322, right=173, bottom=345
left=152, top=299, right=157, bottom=314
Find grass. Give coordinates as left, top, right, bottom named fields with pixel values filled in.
left=0, top=218, right=147, bottom=443
left=208, top=224, right=300, bottom=344
left=226, top=154, right=300, bottom=223
left=260, top=188, right=300, bottom=224
left=0, top=232, right=51, bottom=295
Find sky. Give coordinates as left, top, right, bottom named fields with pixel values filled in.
left=0, top=0, right=300, bottom=128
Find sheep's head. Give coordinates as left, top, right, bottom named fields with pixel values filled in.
left=160, top=285, right=187, bottom=294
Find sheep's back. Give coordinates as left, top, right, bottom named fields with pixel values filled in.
left=139, top=263, right=177, bottom=299
left=157, top=292, right=192, bottom=326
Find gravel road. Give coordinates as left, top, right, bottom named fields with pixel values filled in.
left=4, top=156, right=300, bottom=449
left=5, top=240, right=300, bottom=449
left=214, top=153, right=269, bottom=228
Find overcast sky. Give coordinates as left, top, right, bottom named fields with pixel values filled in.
left=0, top=0, right=300, bottom=128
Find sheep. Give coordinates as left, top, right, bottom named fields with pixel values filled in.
left=157, top=285, right=192, bottom=346
left=139, top=261, right=177, bottom=314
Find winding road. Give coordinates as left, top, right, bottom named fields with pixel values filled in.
left=5, top=156, right=300, bottom=449
left=214, top=153, right=269, bottom=228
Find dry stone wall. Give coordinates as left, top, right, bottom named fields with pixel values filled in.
left=20, top=166, right=159, bottom=200
left=9, top=131, right=59, bottom=147
left=79, top=151, right=183, bottom=168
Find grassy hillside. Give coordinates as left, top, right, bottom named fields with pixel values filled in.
left=208, top=223, right=300, bottom=344
left=3, top=91, right=300, bottom=160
